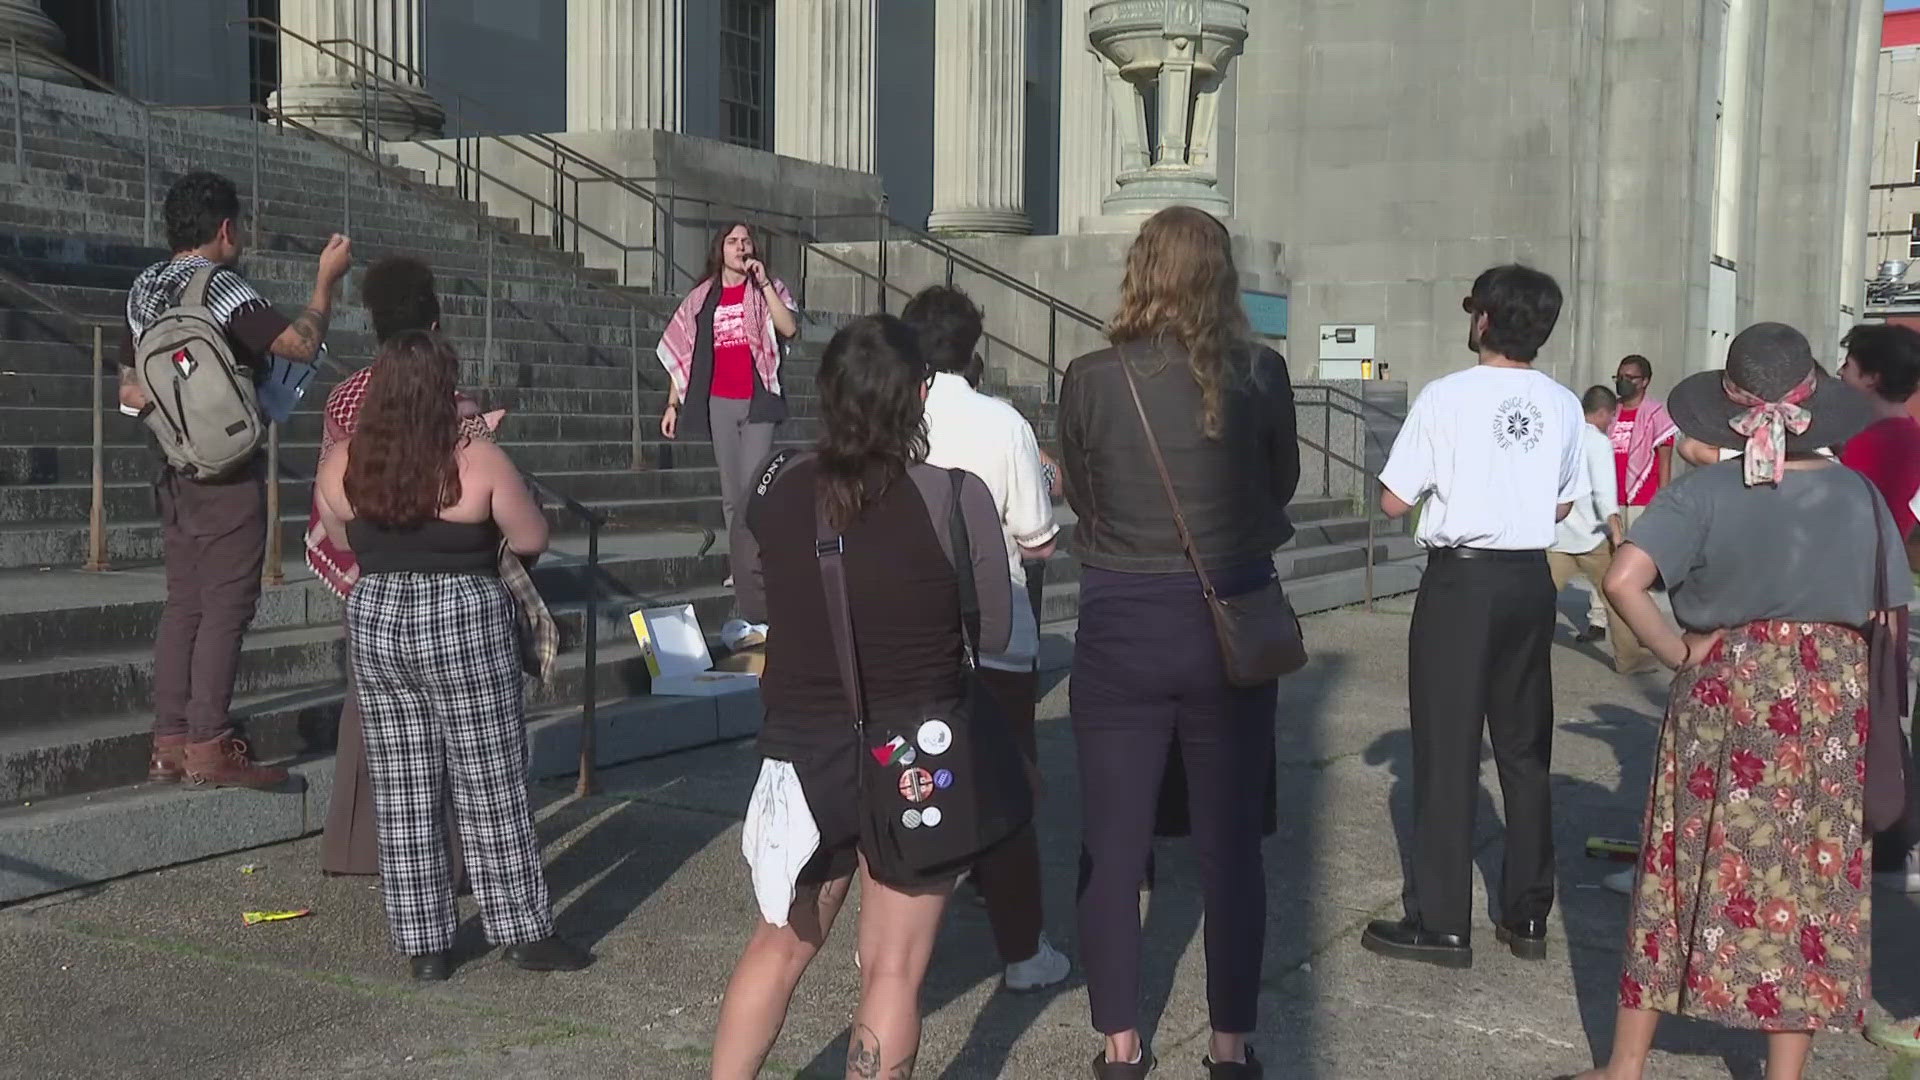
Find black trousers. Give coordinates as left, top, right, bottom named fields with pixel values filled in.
left=1403, top=550, right=1556, bottom=937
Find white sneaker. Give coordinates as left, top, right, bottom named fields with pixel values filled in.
left=1002, top=933, right=1071, bottom=992
left=1603, top=868, right=1635, bottom=896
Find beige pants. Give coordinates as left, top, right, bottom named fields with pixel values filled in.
left=1551, top=544, right=1652, bottom=672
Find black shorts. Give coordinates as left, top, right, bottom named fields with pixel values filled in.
left=789, top=745, right=950, bottom=891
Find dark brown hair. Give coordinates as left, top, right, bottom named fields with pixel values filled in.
left=702, top=221, right=765, bottom=286
left=344, top=331, right=463, bottom=528
left=814, top=315, right=929, bottom=531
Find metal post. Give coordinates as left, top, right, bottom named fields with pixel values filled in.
left=576, top=522, right=600, bottom=797
left=343, top=152, right=352, bottom=236
left=250, top=112, right=262, bottom=241
left=141, top=110, right=153, bottom=246
left=945, top=254, right=955, bottom=288
left=10, top=38, right=21, bottom=174
left=84, top=327, right=108, bottom=572
left=1364, top=476, right=1376, bottom=613
left=484, top=226, right=495, bottom=391
left=263, top=424, right=284, bottom=586
left=876, top=215, right=889, bottom=314
left=630, top=306, right=643, bottom=471
left=1046, top=307, right=1058, bottom=404
left=1322, top=396, right=1331, bottom=496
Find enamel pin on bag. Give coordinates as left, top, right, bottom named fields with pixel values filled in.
left=815, top=468, right=1034, bottom=881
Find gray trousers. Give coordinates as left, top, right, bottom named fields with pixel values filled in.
left=709, top=395, right=776, bottom=580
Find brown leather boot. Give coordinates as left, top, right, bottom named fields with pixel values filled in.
left=148, top=734, right=190, bottom=783
left=183, top=734, right=290, bottom=791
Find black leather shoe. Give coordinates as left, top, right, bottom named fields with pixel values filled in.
left=1360, top=918, right=1472, bottom=968
left=503, top=935, right=593, bottom=972
left=1204, top=1045, right=1263, bottom=1078
left=1089, top=1049, right=1154, bottom=1079
left=1573, top=626, right=1605, bottom=643
left=1495, top=918, right=1549, bottom=960
left=409, top=952, right=451, bottom=981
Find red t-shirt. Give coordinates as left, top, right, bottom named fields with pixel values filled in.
left=1841, top=416, right=1920, bottom=539
left=709, top=283, right=755, bottom=400
left=1610, top=407, right=1672, bottom=506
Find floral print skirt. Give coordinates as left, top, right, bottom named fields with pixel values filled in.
left=1618, top=621, right=1871, bottom=1032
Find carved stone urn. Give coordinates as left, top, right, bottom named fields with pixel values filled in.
left=1087, top=0, right=1250, bottom=216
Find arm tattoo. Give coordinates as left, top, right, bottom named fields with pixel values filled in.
left=286, top=307, right=327, bottom=351
left=845, top=1025, right=915, bottom=1079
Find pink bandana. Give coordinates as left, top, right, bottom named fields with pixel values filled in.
left=1725, top=370, right=1816, bottom=487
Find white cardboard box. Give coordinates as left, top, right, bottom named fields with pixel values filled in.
left=629, top=603, right=762, bottom=698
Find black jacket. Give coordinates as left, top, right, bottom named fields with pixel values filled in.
left=1061, top=341, right=1299, bottom=574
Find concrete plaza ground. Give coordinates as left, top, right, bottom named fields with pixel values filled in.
left=4, top=599, right=1918, bottom=1079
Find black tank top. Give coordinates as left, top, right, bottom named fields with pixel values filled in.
left=347, top=519, right=501, bottom=577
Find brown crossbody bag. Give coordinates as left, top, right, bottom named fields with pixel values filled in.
left=1117, top=349, right=1308, bottom=685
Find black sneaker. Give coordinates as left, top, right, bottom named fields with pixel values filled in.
left=503, top=935, right=594, bottom=972
left=1090, top=1049, right=1154, bottom=1078
left=1204, top=1045, right=1263, bottom=1078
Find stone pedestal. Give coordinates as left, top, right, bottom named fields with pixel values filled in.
left=272, top=0, right=443, bottom=140
left=1088, top=0, right=1248, bottom=218
left=0, top=1, right=78, bottom=86
left=773, top=0, right=874, bottom=171
left=567, top=0, right=681, bottom=132
left=927, top=0, right=1029, bottom=235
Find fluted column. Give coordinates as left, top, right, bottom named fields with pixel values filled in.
left=1056, top=3, right=1118, bottom=234
left=568, top=0, right=682, bottom=132
left=773, top=0, right=873, bottom=171
left=273, top=0, right=444, bottom=139
left=928, top=0, right=1029, bottom=234
left=0, top=1, right=79, bottom=86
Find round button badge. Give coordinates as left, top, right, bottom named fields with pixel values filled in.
left=920, top=806, right=943, bottom=828
left=916, top=719, right=953, bottom=756
left=933, top=769, right=954, bottom=790
left=898, top=768, right=935, bottom=804
left=902, top=808, right=922, bottom=829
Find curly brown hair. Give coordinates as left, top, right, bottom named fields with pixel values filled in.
left=1107, top=206, right=1250, bottom=439
left=344, top=330, right=463, bottom=528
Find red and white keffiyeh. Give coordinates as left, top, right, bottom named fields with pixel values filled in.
left=655, top=276, right=794, bottom=398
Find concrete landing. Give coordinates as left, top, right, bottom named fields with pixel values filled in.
left=4, top=606, right=1916, bottom=1078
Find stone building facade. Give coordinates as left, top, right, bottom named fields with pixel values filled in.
left=28, top=0, right=1880, bottom=392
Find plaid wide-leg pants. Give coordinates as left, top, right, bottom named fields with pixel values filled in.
left=346, top=572, right=553, bottom=956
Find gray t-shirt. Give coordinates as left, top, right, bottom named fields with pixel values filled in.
left=1628, top=460, right=1912, bottom=632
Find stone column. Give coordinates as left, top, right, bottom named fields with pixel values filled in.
left=1835, top=0, right=1878, bottom=321
left=568, top=0, right=682, bottom=132
left=773, top=0, right=873, bottom=171
left=1056, top=3, right=1118, bottom=234
left=928, top=0, right=1029, bottom=234
left=273, top=0, right=444, bottom=139
left=0, top=1, right=79, bottom=86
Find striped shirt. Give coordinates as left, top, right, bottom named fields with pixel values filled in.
left=122, top=255, right=289, bottom=371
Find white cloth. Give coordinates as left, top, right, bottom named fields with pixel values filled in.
left=741, top=759, right=820, bottom=927
left=1553, top=425, right=1621, bottom=554
left=1379, top=365, right=1588, bottom=551
left=922, top=373, right=1058, bottom=671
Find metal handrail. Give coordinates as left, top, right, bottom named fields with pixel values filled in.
left=1288, top=381, right=1410, bottom=612
left=0, top=267, right=116, bottom=572
left=523, top=472, right=606, bottom=797
left=233, top=18, right=1101, bottom=397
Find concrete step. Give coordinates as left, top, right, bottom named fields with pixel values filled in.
left=0, top=684, right=768, bottom=904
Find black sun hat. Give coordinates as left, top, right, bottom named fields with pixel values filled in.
left=1667, top=322, right=1878, bottom=483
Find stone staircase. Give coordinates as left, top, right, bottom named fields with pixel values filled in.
left=0, top=75, right=1419, bottom=903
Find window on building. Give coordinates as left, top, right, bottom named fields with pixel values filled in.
left=1913, top=140, right=1920, bottom=185
left=247, top=0, right=281, bottom=109
left=720, top=0, right=772, bottom=151
left=1909, top=212, right=1920, bottom=260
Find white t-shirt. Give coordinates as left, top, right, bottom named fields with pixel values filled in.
left=1553, top=424, right=1620, bottom=554
left=922, top=373, right=1058, bottom=671
left=1379, top=365, right=1588, bottom=551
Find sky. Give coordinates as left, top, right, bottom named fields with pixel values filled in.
left=1894, top=1, right=1920, bottom=12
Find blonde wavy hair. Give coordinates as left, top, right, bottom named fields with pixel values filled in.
left=1107, top=206, right=1250, bottom=439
